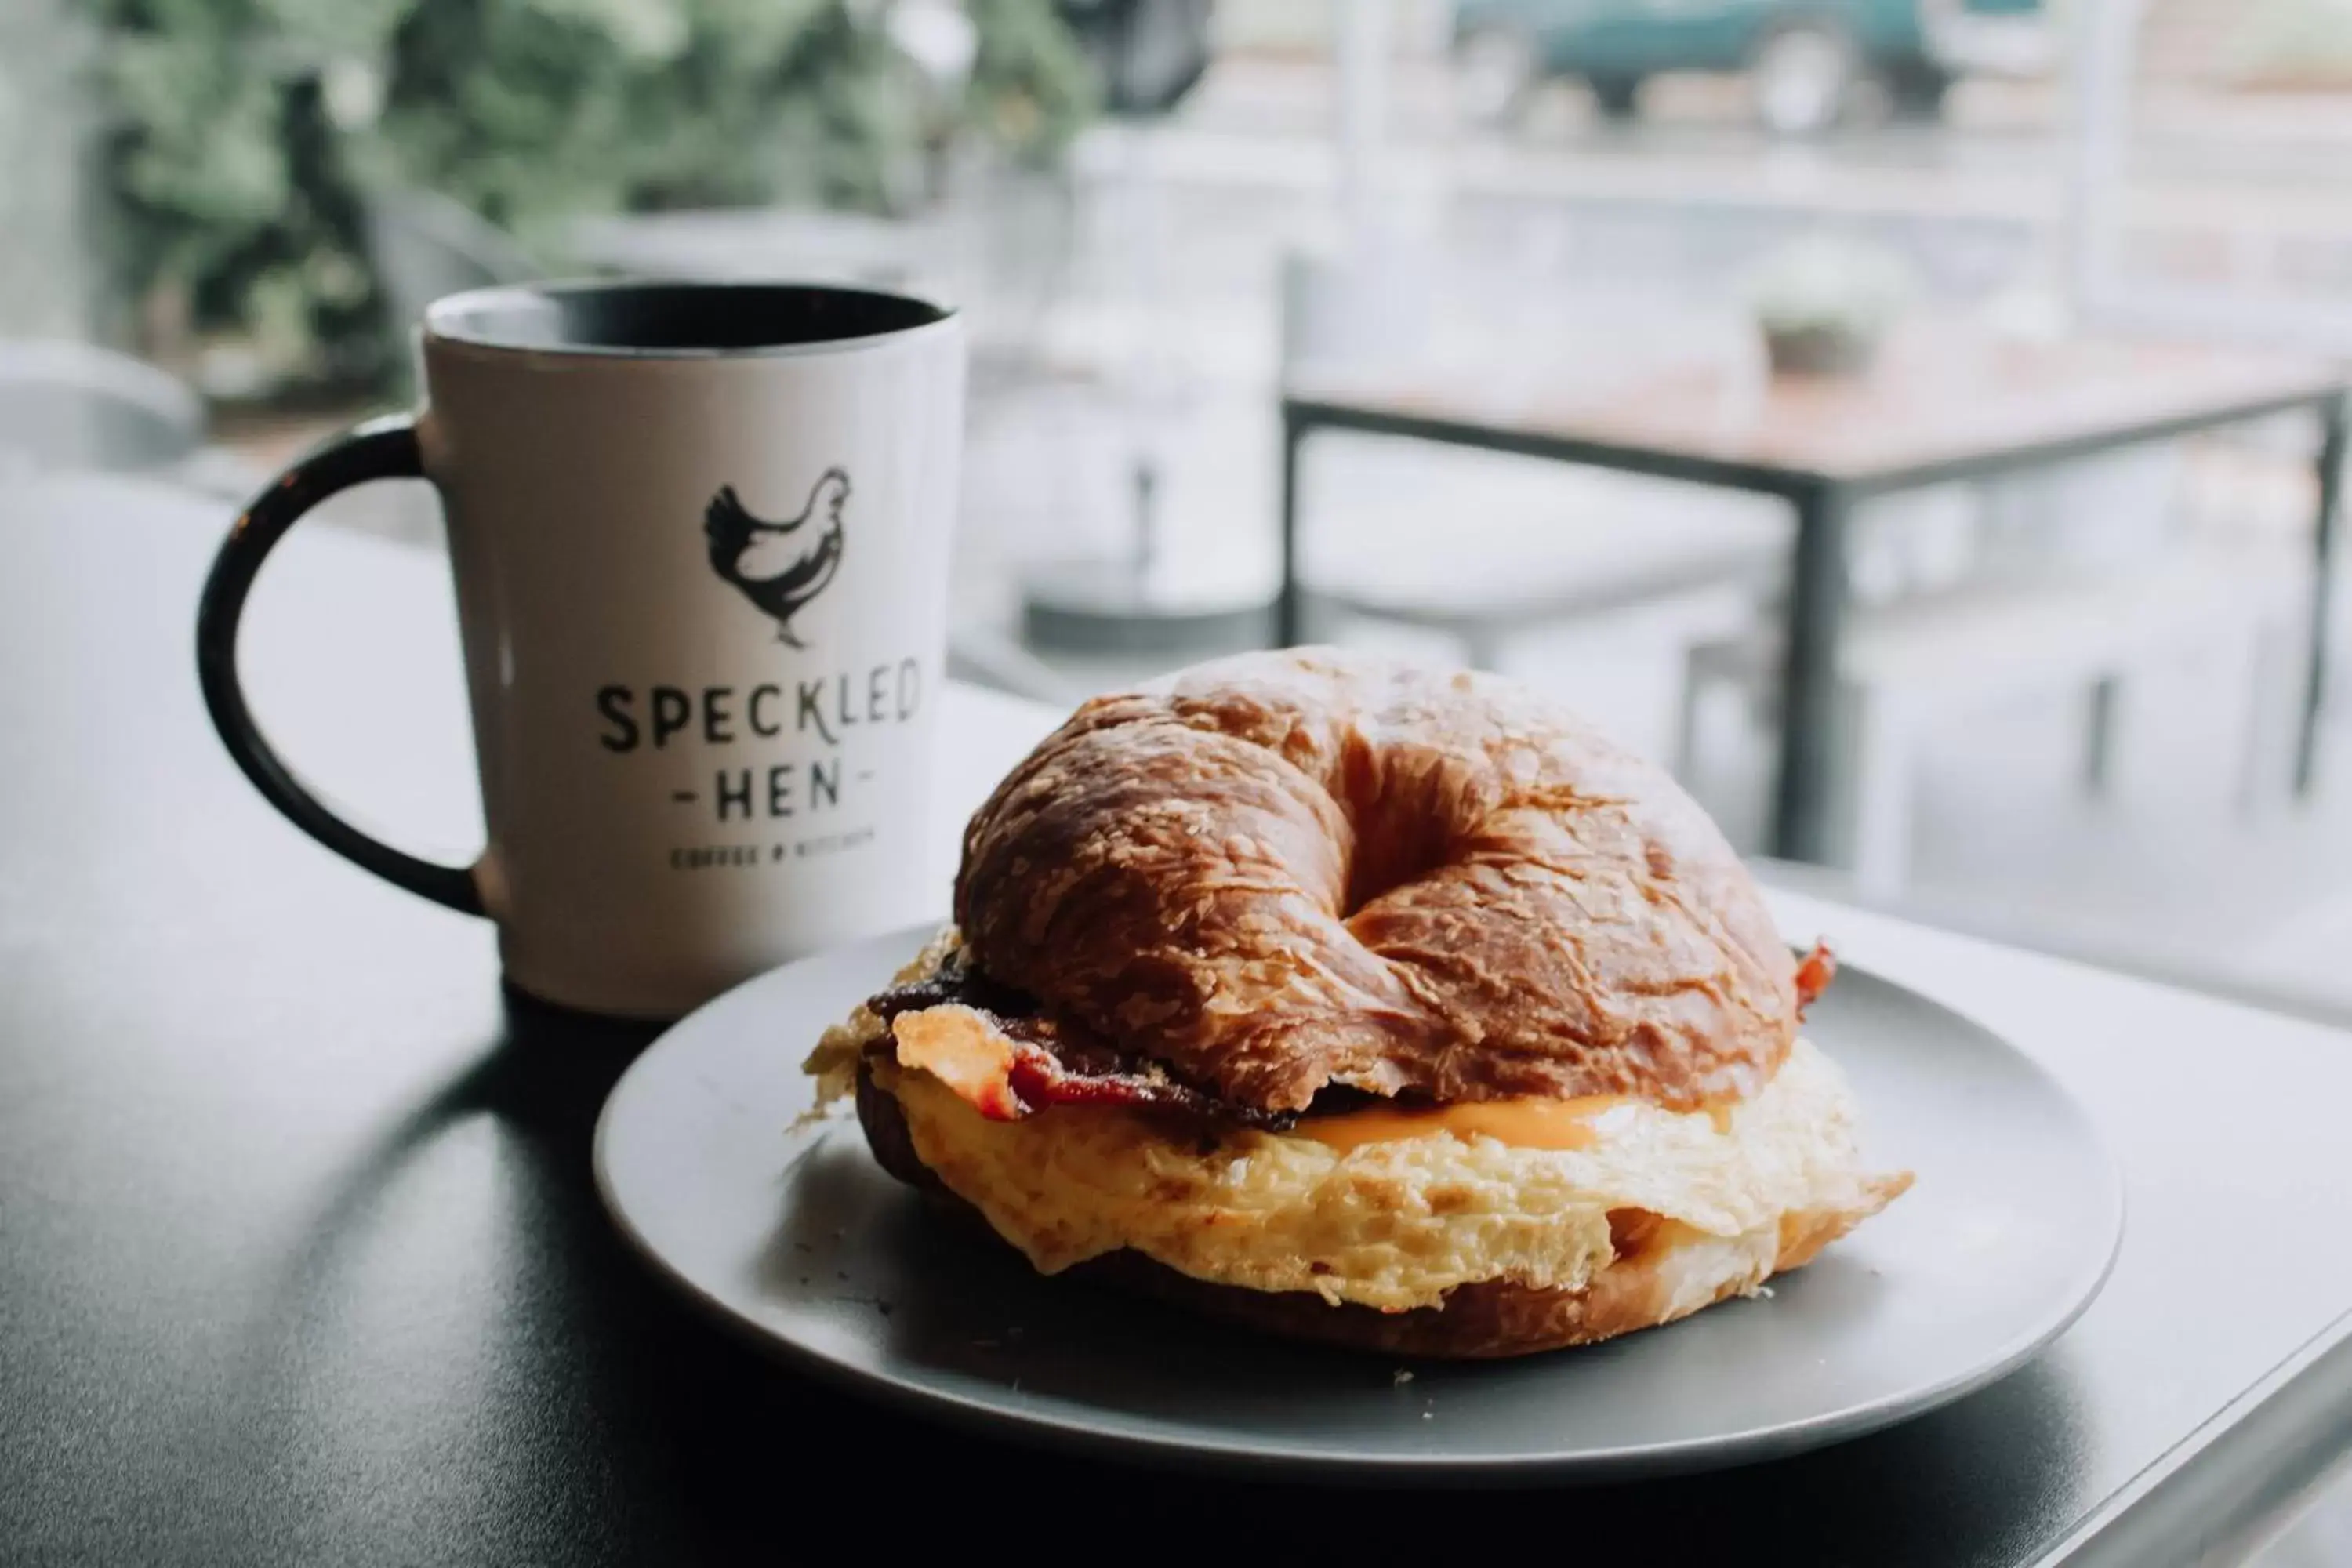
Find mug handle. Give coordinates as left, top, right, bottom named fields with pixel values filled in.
left=195, top=413, right=485, bottom=916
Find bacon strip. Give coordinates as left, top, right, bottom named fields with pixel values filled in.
left=868, top=960, right=1298, bottom=1131
left=1794, top=942, right=1837, bottom=1015
left=873, top=947, right=1833, bottom=1129
left=880, top=1004, right=1298, bottom=1130
left=1003, top=1033, right=1287, bottom=1124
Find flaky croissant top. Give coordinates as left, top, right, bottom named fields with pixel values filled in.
left=954, top=649, right=1798, bottom=1116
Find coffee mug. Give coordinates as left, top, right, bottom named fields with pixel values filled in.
left=197, top=281, right=965, bottom=1018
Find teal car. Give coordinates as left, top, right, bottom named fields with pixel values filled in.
left=1454, top=0, right=2052, bottom=134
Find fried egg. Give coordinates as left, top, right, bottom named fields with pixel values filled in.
left=809, top=934, right=1904, bottom=1316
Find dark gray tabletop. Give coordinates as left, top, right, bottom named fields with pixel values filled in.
left=7, top=472, right=2352, bottom=1564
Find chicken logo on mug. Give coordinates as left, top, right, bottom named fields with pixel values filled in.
left=703, top=469, right=848, bottom=648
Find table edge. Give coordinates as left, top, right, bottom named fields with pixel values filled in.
left=2038, top=1303, right=2352, bottom=1566
left=1283, top=378, right=2350, bottom=494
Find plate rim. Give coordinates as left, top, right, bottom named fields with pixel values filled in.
left=593, top=924, right=2126, bottom=1483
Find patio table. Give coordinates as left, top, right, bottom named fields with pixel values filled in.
left=1281, top=325, right=2348, bottom=863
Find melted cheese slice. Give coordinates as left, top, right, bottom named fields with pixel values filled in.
left=1299, top=1094, right=1630, bottom=1153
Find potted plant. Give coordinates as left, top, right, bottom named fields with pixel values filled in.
left=1748, top=232, right=1915, bottom=378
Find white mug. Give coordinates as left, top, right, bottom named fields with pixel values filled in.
left=197, top=281, right=966, bottom=1018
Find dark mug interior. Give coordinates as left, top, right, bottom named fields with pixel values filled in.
left=423, top=281, right=952, bottom=357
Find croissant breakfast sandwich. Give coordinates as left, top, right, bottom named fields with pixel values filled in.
left=805, top=649, right=1911, bottom=1358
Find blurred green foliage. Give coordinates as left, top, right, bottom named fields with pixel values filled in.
left=81, top=0, right=1097, bottom=394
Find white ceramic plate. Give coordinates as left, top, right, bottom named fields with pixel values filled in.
left=594, top=924, right=2122, bottom=1483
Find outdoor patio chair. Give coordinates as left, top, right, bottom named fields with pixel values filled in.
left=1679, top=539, right=2304, bottom=898
left=0, top=339, right=204, bottom=476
